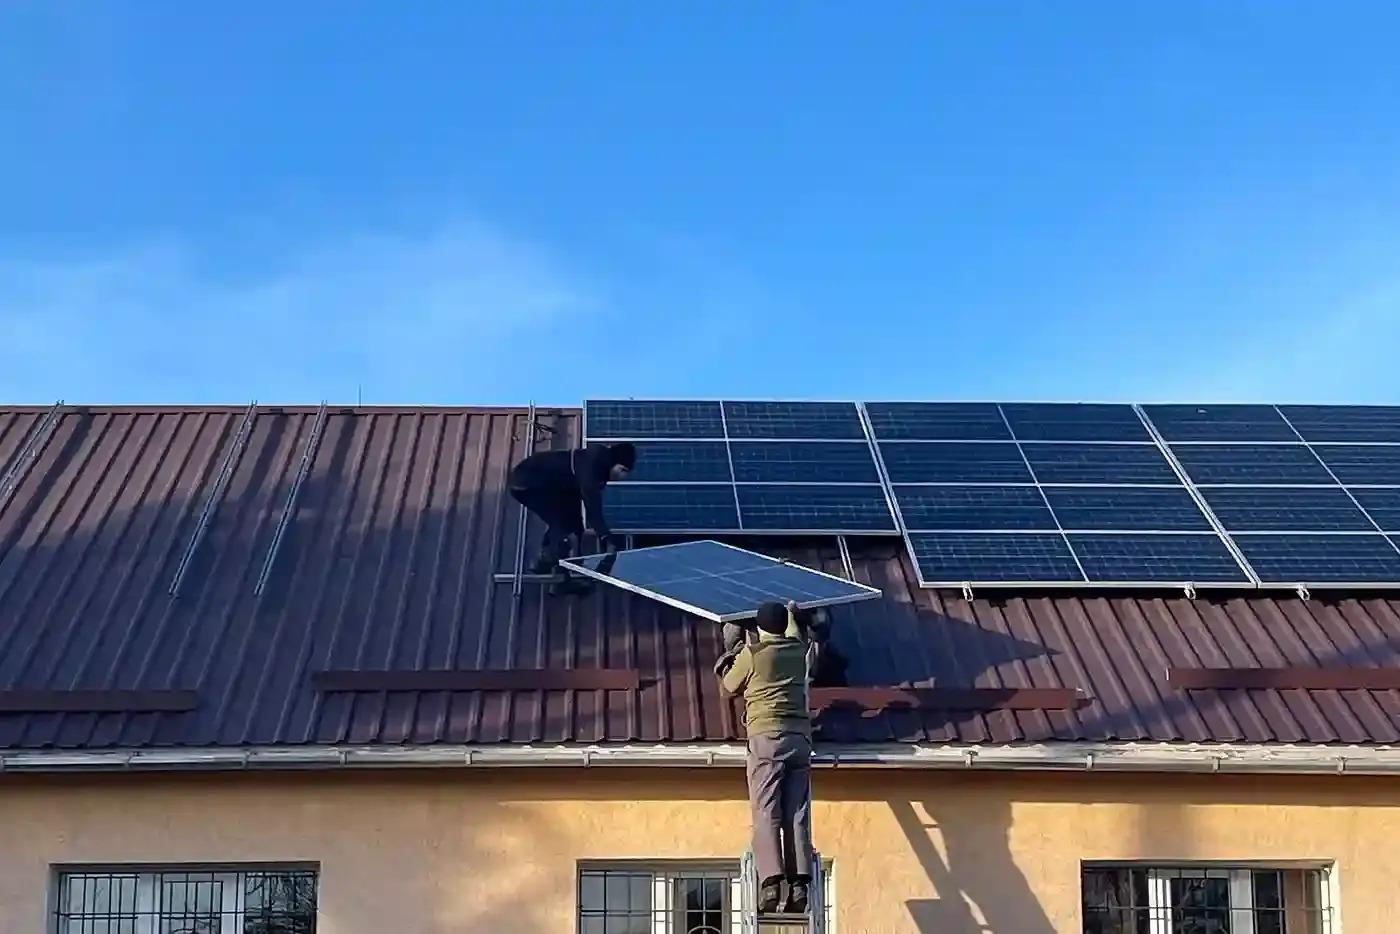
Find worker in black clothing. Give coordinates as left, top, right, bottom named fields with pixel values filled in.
left=508, top=442, right=637, bottom=573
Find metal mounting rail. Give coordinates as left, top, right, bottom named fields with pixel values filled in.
left=168, top=402, right=258, bottom=596
left=836, top=535, right=855, bottom=580
left=253, top=402, right=329, bottom=595
left=0, top=400, right=64, bottom=518
left=509, top=403, right=539, bottom=600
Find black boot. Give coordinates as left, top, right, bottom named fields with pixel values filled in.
left=786, top=879, right=809, bottom=915
left=529, top=547, right=558, bottom=575
left=549, top=577, right=594, bottom=597
left=758, top=877, right=783, bottom=915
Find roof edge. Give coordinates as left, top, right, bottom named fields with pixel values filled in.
left=3, top=741, right=1398, bottom=776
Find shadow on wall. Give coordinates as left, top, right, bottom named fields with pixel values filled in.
left=890, top=797, right=1056, bottom=934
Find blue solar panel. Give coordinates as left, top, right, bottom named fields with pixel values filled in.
left=894, top=485, right=1055, bottom=531
left=585, top=400, right=725, bottom=439
left=1233, top=533, right=1400, bottom=584
left=736, top=484, right=895, bottom=532
left=1022, top=442, right=1178, bottom=484
left=1170, top=444, right=1332, bottom=485
left=619, top=442, right=733, bottom=483
left=1001, top=403, right=1150, bottom=442
left=1200, top=487, right=1373, bottom=532
left=722, top=401, right=865, bottom=439
left=562, top=540, right=880, bottom=622
left=1279, top=405, right=1400, bottom=443
left=879, top=441, right=1031, bottom=483
left=1352, top=489, right=1400, bottom=532
left=603, top=483, right=740, bottom=531
left=1044, top=486, right=1212, bottom=532
left=1314, top=445, right=1400, bottom=486
left=863, top=402, right=1010, bottom=441
left=908, top=532, right=1085, bottom=584
left=1143, top=404, right=1296, bottom=442
left=730, top=441, right=879, bottom=483
left=1068, top=533, right=1249, bottom=584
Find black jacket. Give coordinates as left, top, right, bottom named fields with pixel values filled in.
left=508, top=446, right=616, bottom=538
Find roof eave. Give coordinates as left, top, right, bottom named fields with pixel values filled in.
left=3, top=741, right=1398, bottom=776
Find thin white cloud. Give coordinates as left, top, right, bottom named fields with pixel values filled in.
left=0, top=220, right=594, bottom=403
left=1154, top=278, right=1400, bottom=404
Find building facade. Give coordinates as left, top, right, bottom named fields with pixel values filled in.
left=1, top=405, right=1397, bottom=932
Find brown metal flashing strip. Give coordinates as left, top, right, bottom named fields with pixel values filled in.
left=0, top=690, right=198, bottom=713
left=811, top=687, right=1085, bottom=711
left=1169, top=667, right=1400, bottom=691
left=313, top=669, right=643, bottom=692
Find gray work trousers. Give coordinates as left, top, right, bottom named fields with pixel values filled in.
left=747, top=731, right=813, bottom=884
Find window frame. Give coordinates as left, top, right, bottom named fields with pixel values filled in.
left=48, top=862, right=319, bottom=934
left=578, top=859, right=834, bottom=934
left=1081, top=860, right=1335, bottom=934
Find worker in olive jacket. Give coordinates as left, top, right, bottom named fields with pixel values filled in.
left=716, top=600, right=819, bottom=916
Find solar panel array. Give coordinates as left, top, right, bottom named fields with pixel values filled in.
left=868, top=402, right=1251, bottom=587
left=1145, top=404, right=1400, bottom=587
left=585, top=401, right=897, bottom=534
left=585, top=400, right=1400, bottom=591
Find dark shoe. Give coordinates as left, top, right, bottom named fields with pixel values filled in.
left=758, top=881, right=782, bottom=915
left=786, top=882, right=809, bottom=915
left=549, top=578, right=593, bottom=597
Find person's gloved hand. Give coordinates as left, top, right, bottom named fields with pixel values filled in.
left=713, top=647, right=740, bottom=678
left=721, top=622, right=746, bottom=652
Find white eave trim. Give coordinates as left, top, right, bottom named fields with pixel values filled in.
left=2, top=741, right=1400, bottom=775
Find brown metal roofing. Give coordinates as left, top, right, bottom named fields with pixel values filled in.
left=1, top=405, right=1399, bottom=751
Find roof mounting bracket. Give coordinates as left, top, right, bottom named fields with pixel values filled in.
left=0, top=399, right=64, bottom=518
left=960, top=581, right=975, bottom=602
left=169, top=401, right=258, bottom=596
left=837, top=535, right=855, bottom=581
left=509, top=403, right=539, bottom=603
left=253, top=402, right=328, bottom=595
left=1296, top=584, right=1311, bottom=601
left=1183, top=582, right=1197, bottom=600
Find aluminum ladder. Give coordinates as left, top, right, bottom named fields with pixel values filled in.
left=739, top=850, right=826, bottom=934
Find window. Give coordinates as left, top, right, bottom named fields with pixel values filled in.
left=1083, top=865, right=1333, bottom=934
left=578, top=863, right=833, bottom=934
left=52, top=867, right=316, bottom=934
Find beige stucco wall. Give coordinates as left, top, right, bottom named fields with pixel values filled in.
left=1, top=767, right=1396, bottom=933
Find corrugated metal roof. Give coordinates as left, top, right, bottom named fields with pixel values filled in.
left=0, top=405, right=1398, bottom=751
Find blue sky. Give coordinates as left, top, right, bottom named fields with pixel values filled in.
left=3, top=2, right=1399, bottom=405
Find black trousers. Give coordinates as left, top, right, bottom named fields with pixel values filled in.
left=509, top=486, right=583, bottom=553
